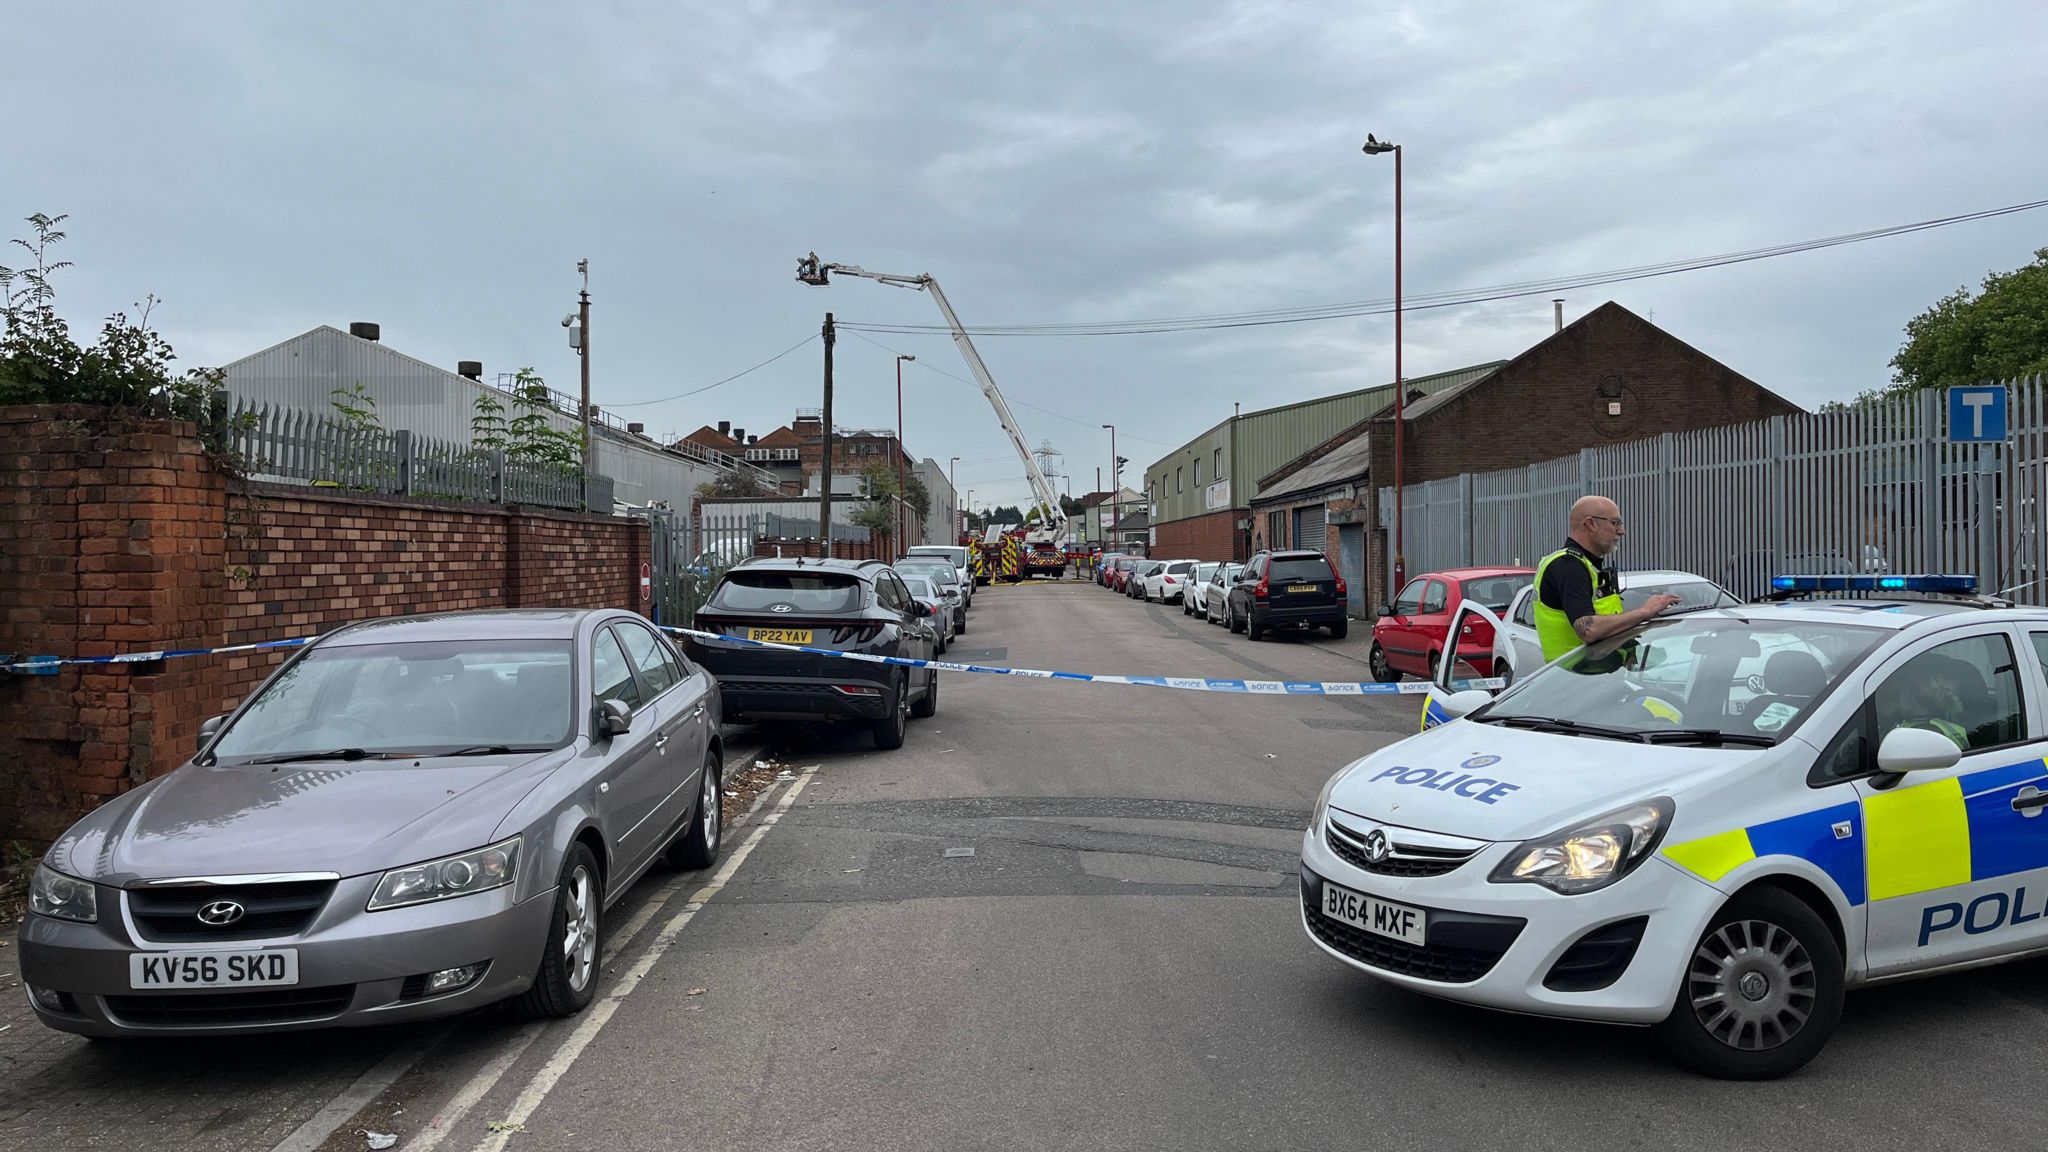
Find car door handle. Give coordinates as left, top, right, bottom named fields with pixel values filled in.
left=599, top=782, right=610, bottom=794
left=2013, top=786, right=2046, bottom=817
left=655, top=733, right=670, bottom=752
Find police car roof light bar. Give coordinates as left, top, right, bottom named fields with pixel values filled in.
left=1762, top=573, right=1983, bottom=602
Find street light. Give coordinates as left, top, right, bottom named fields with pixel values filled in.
left=896, top=353, right=915, bottom=549
left=1102, top=424, right=1118, bottom=551
left=1363, top=132, right=1406, bottom=590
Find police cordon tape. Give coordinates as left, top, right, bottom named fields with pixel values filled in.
left=0, top=626, right=1506, bottom=697
left=660, top=626, right=1506, bottom=696
left=2, top=636, right=314, bottom=674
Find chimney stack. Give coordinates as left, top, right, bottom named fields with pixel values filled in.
left=1552, top=299, right=1565, bottom=333
left=717, top=420, right=731, bottom=436
left=747, top=434, right=759, bottom=445
left=732, top=428, right=745, bottom=443
left=457, top=360, right=483, bottom=380
left=348, top=321, right=381, bottom=342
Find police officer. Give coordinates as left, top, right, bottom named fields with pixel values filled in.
left=1533, top=496, right=1681, bottom=663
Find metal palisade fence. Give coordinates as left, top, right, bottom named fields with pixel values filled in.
left=645, top=509, right=762, bottom=628
left=220, top=396, right=612, bottom=513
left=1380, top=375, right=2048, bottom=605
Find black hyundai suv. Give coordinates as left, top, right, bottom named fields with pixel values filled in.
left=685, top=557, right=939, bottom=749
left=1225, top=549, right=1349, bottom=641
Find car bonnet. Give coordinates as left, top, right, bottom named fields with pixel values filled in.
left=1326, top=721, right=1769, bottom=843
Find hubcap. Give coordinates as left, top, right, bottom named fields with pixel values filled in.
left=1685, top=919, right=1815, bottom=1051
left=562, top=865, right=597, bottom=994
left=701, top=762, right=721, bottom=852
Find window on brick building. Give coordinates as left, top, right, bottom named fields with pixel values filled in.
left=1176, top=467, right=1183, bottom=494
left=1194, top=459, right=1202, bottom=487
left=1214, top=448, right=1223, bottom=483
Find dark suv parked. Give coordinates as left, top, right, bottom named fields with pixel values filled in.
left=685, top=558, right=940, bottom=749
left=1226, top=549, right=1349, bottom=641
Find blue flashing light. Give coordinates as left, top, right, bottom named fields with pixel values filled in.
left=1769, top=574, right=1977, bottom=595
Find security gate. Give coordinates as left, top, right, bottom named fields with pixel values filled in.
left=1293, top=505, right=1327, bottom=552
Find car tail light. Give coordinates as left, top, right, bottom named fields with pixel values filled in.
left=832, top=684, right=881, bottom=696
left=1334, top=574, right=1348, bottom=598
left=830, top=622, right=885, bottom=644
left=1254, top=575, right=1270, bottom=597
left=1460, top=617, right=1495, bottom=646
left=1164, top=575, right=1176, bottom=585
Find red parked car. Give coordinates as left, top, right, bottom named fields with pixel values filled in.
left=1368, top=566, right=1533, bottom=683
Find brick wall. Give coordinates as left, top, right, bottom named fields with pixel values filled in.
left=1149, top=509, right=1243, bottom=562
left=0, top=406, right=647, bottom=844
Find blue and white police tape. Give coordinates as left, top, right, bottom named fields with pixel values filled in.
left=1, top=636, right=315, bottom=675
left=661, top=626, right=1505, bottom=696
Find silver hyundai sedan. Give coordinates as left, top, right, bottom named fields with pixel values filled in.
left=18, top=609, right=724, bottom=1037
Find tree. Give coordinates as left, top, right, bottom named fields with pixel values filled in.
left=902, top=471, right=932, bottom=525
left=1890, top=247, right=2048, bottom=393
left=850, top=461, right=901, bottom=539
left=696, top=469, right=774, bottom=498
left=503, top=368, right=584, bottom=470
left=0, top=213, right=216, bottom=416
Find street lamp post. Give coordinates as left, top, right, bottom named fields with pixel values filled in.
left=949, top=456, right=960, bottom=541
left=1363, top=133, right=1405, bottom=591
left=896, top=353, right=915, bottom=551
left=1102, top=423, right=1118, bottom=553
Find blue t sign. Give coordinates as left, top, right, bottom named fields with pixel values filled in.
left=1947, top=386, right=2008, bottom=443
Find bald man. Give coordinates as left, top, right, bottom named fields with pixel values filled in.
left=1532, top=496, right=1682, bottom=662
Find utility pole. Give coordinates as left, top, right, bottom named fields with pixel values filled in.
left=949, top=456, right=960, bottom=542
left=577, top=259, right=592, bottom=511
left=1102, top=423, right=1118, bottom=552
left=819, top=312, right=836, bottom=558
left=896, top=354, right=915, bottom=553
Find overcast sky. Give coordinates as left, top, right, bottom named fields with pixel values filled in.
left=12, top=1, right=2047, bottom=507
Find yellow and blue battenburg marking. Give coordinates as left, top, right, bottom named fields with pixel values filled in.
left=1661, top=757, right=2048, bottom=908
left=1420, top=692, right=1453, bottom=732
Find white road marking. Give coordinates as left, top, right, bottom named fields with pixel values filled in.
left=269, top=1026, right=453, bottom=1152
left=395, top=762, right=811, bottom=1147
left=599, top=767, right=787, bottom=964
left=464, top=766, right=817, bottom=1152
left=404, top=1022, right=548, bottom=1152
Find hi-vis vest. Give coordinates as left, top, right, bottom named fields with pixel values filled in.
left=1533, top=548, right=1624, bottom=662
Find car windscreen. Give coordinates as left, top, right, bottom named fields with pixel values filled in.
left=1196, top=564, right=1220, bottom=582
left=909, top=547, right=968, bottom=568
left=1460, top=574, right=1532, bottom=611
left=1473, top=616, right=1887, bottom=743
left=1623, top=579, right=1738, bottom=612
left=1270, top=556, right=1333, bottom=581
left=895, top=560, right=959, bottom=586
left=709, top=571, right=865, bottom=613
left=208, top=640, right=576, bottom=761
left=901, top=574, right=938, bottom=599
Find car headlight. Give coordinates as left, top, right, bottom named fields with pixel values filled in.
left=29, top=864, right=98, bottom=923
left=368, top=837, right=521, bottom=911
left=1311, top=765, right=1355, bottom=831
left=1489, top=799, right=1673, bottom=895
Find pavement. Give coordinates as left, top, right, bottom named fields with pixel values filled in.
left=8, top=580, right=2048, bottom=1151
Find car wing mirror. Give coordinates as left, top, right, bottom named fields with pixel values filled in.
left=198, top=713, right=229, bottom=749
left=595, top=698, right=634, bottom=739
left=1876, top=726, right=1962, bottom=776
left=1433, top=689, right=1494, bottom=720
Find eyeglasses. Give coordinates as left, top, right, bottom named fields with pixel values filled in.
left=1584, top=515, right=1625, bottom=528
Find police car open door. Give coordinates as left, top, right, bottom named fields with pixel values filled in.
left=1423, top=601, right=1509, bottom=730
left=1846, top=624, right=2048, bottom=977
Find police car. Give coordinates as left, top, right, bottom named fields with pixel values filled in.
left=1302, top=575, right=2048, bottom=1079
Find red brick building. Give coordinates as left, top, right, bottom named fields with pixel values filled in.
left=1249, top=302, right=1801, bottom=614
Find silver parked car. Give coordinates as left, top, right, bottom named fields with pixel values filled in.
left=18, top=609, right=724, bottom=1037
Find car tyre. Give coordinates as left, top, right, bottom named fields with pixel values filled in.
left=1328, top=618, right=1349, bottom=640
left=1229, top=602, right=1246, bottom=634
left=872, top=673, right=909, bottom=750
left=911, top=669, right=938, bottom=718
left=667, top=748, right=723, bottom=870
left=1246, top=614, right=1266, bottom=641
left=1368, top=642, right=1399, bottom=683
left=517, top=842, right=603, bottom=1019
left=1653, top=886, right=1844, bottom=1081
left=1495, top=660, right=1514, bottom=688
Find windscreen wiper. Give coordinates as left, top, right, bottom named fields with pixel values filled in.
left=1639, top=728, right=1776, bottom=747
left=436, top=745, right=556, bottom=757
left=241, top=748, right=387, bottom=765
left=1483, top=716, right=1648, bottom=743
